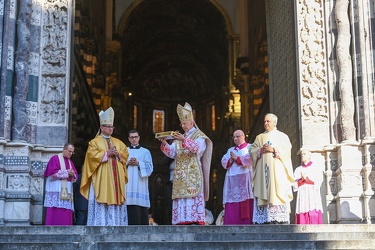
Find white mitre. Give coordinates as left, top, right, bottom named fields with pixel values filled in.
left=99, top=107, right=114, bottom=125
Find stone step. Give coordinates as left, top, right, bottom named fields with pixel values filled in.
left=2, top=224, right=375, bottom=234
left=1, top=231, right=375, bottom=242
left=0, top=225, right=374, bottom=249
left=0, top=240, right=374, bottom=250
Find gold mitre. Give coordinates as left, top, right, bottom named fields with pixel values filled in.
left=177, top=102, right=194, bottom=122
left=99, top=107, right=114, bottom=125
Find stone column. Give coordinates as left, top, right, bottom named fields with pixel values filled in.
left=0, top=0, right=17, bottom=140
left=12, top=0, right=32, bottom=141
left=295, top=0, right=330, bottom=147
left=361, top=140, right=375, bottom=224
left=0, top=0, right=74, bottom=225
left=336, top=143, right=364, bottom=223
left=351, top=0, right=375, bottom=140
left=336, top=0, right=356, bottom=142
left=294, top=0, right=375, bottom=224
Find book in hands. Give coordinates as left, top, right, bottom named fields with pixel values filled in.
left=155, top=131, right=179, bottom=140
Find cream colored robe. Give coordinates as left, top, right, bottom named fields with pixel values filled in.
left=80, top=135, right=129, bottom=205
left=250, top=129, right=294, bottom=206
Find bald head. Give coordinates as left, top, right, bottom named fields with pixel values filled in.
left=233, top=130, right=245, bottom=146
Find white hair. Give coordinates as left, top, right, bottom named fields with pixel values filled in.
left=265, top=113, right=278, bottom=125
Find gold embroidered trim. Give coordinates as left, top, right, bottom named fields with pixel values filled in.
left=172, top=129, right=204, bottom=199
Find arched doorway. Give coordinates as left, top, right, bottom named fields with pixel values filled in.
left=72, top=0, right=264, bottom=225
left=112, top=0, right=232, bottom=224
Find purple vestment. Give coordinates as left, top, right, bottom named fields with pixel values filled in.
left=44, top=154, right=77, bottom=226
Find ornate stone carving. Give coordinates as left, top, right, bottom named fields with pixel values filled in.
left=40, top=76, right=66, bottom=124
left=5, top=147, right=29, bottom=156
left=30, top=177, right=43, bottom=197
left=41, top=1, right=68, bottom=74
left=329, top=175, right=338, bottom=196
left=6, top=175, right=30, bottom=191
left=330, top=159, right=339, bottom=171
left=368, top=169, right=375, bottom=190
left=297, top=0, right=328, bottom=122
left=371, top=152, right=375, bottom=165
left=38, top=0, right=70, bottom=125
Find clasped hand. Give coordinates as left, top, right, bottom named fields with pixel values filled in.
left=262, top=143, right=274, bottom=153
left=67, top=169, right=75, bottom=177
left=107, top=146, right=119, bottom=157
left=128, top=157, right=138, bottom=166
left=230, top=151, right=238, bottom=160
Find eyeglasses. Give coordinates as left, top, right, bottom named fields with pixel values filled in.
left=129, top=136, right=139, bottom=139
left=102, top=125, right=115, bottom=129
left=64, top=149, right=74, bottom=154
left=232, top=135, right=243, bottom=139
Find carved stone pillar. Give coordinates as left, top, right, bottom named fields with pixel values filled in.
left=0, top=0, right=74, bottom=225
left=336, top=144, right=364, bottom=223
left=0, top=0, right=17, bottom=140
left=361, top=140, right=375, bottom=224
left=38, top=0, right=72, bottom=145
left=351, top=0, right=375, bottom=139
left=295, top=0, right=375, bottom=224
left=2, top=142, right=34, bottom=225
left=295, top=0, right=330, bottom=147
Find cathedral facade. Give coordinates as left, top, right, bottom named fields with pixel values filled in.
left=0, top=0, right=374, bottom=225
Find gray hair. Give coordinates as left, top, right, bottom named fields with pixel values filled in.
left=265, top=113, right=278, bottom=125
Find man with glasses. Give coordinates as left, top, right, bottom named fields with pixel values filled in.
left=221, top=130, right=254, bottom=225
left=80, top=107, right=129, bottom=226
left=44, top=143, right=78, bottom=225
left=126, top=129, right=154, bottom=225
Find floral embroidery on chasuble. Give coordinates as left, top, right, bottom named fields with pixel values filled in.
left=172, top=130, right=204, bottom=199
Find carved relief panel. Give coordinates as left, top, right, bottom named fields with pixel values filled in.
left=29, top=177, right=43, bottom=201
left=6, top=175, right=30, bottom=192
left=295, top=0, right=330, bottom=146
left=39, top=0, right=71, bottom=125
left=40, top=76, right=66, bottom=124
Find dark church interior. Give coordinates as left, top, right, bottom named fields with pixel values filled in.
left=71, top=0, right=269, bottom=225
